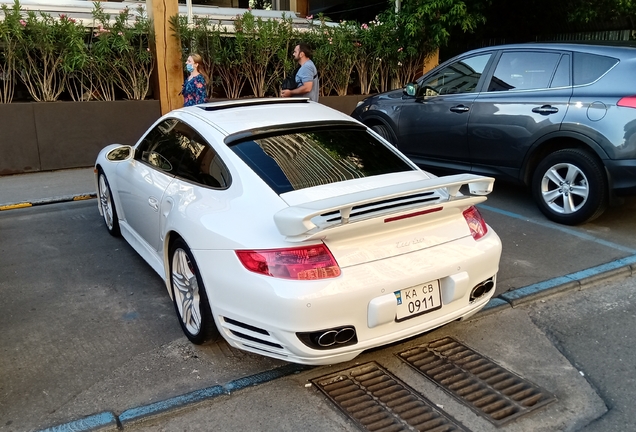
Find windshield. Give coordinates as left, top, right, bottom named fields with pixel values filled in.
left=230, top=128, right=415, bottom=194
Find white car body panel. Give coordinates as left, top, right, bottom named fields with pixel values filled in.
left=95, top=99, right=503, bottom=365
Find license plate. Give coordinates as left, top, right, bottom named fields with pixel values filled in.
left=394, top=280, right=442, bottom=321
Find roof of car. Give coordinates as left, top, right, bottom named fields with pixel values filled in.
left=178, top=99, right=359, bottom=137
left=464, top=41, right=636, bottom=59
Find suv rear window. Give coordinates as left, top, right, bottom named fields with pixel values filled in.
left=573, top=52, right=618, bottom=85
left=230, top=128, right=414, bottom=194
left=488, top=51, right=561, bottom=91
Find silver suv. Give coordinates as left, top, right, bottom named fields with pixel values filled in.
left=352, top=43, right=636, bottom=225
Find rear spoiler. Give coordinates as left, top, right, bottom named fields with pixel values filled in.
left=274, top=174, right=494, bottom=242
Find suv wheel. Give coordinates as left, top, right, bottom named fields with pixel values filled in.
left=532, top=149, right=607, bottom=225
left=370, top=124, right=396, bottom=146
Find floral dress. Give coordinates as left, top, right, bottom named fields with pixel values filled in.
left=182, top=74, right=207, bottom=107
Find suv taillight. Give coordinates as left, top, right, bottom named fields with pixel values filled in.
left=236, top=244, right=341, bottom=280
left=617, top=96, right=636, bottom=108
left=463, top=206, right=488, bottom=240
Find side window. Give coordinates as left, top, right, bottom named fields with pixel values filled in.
left=488, top=51, right=561, bottom=92
left=418, top=53, right=492, bottom=96
left=573, top=52, right=618, bottom=85
left=137, top=119, right=183, bottom=174
left=173, top=125, right=231, bottom=188
left=550, top=54, right=570, bottom=88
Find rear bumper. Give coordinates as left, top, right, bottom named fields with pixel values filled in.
left=606, top=159, right=636, bottom=196
left=192, top=229, right=502, bottom=365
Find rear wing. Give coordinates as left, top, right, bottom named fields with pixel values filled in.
left=274, top=174, right=494, bottom=242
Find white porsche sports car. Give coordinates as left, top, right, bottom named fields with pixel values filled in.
left=95, top=98, right=502, bottom=365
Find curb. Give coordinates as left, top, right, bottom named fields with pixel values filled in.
left=39, top=364, right=312, bottom=432
left=0, top=193, right=96, bottom=211
left=37, top=254, right=636, bottom=432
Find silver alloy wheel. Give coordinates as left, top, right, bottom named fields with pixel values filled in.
left=540, top=162, right=589, bottom=215
left=171, top=248, right=202, bottom=336
left=98, top=174, right=114, bottom=230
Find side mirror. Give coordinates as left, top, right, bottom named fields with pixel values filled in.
left=106, top=145, right=133, bottom=161
left=404, top=83, right=418, bottom=97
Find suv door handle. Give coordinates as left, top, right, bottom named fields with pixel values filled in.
left=532, top=105, right=559, bottom=114
left=450, top=105, right=470, bottom=113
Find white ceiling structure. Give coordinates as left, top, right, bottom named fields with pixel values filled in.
left=0, top=0, right=314, bottom=30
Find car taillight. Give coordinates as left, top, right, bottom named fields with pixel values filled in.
left=617, top=96, right=636, bottom=108
left=236, top=244, right=341, bottom=280
left=463, top=206, right=488, bottom=240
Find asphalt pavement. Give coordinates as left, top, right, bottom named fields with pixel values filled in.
left=1, top=168, right=636, bottom=431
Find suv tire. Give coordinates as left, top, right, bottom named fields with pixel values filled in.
left=371, top=124, right=396, bottom=146
left=532, top=148, right=607, bottom=225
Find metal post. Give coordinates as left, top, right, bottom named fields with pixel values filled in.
left=187, top=0, right=193, bottom=24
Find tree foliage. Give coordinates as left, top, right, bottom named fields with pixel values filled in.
left=566, top=0, right=636, bottom=24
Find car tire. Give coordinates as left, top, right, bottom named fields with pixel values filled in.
left=97, top=170, right=121, bottom=237
left=169, top=238, right=219, bottom=345
left=532, top=149, right=607, bottom=225
left=371, top=124, right=397, bottom=146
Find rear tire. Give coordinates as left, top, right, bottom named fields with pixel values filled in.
left=532, top=149, right=607, bottom=225
left=371, top=124, right=397, bottom=146
left=169, top=238, right=219, bottom=344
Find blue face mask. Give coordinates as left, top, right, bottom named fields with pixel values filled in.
left=186, top=64, right=194, bottom=73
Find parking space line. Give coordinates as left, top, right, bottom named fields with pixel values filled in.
left=478, top=204, right=636, bottom=254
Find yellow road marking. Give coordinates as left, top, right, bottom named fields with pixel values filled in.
left=0, top=203, right=32, bottom=211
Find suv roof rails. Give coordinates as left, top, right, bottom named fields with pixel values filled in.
left=198, top=98, right=310, bottom=112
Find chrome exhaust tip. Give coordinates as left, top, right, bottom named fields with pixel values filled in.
left=470, top=278, right=494, bottom=301
left=297, top=326, right=358, bottom=350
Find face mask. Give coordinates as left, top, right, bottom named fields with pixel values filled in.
left=186, top=64, right=194, bottom=73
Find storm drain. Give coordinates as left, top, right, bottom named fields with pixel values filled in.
left=312, top=361, right=469, bottom=432
left=397, top=336, right=556, bottom=427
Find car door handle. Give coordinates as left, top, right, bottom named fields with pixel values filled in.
left=148, top=197, right=159, bottom=211
left=450, top=105, right=470, bottom=113
left=532, top=105, right=559, bottom=114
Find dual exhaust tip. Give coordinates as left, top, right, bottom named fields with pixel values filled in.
left=316, top=327, right=356, bottom=347
left=297, top=326, right=358, bottom=350
left=470, top=277, right=495, bottom=301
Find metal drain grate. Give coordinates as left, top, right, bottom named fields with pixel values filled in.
left=397, top=336, right=556, bottom=427
left=312, top=361, right=469, bottom=432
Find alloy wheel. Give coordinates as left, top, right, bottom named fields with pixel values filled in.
left=171, top=248, right=202, bottom=336
left=98, top=174, right=114, bottom=230
left=539, top=162, right=589, bottom=215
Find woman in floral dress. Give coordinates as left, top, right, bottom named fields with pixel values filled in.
left=182, top=54, right=208, bottom=107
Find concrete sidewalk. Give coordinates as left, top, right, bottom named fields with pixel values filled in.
left=0, top=167, right=96, bottom=210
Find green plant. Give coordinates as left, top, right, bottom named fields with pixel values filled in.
left=309, top=19, right=357, bottom=96
left=215, top=22, right=247, bottom=99
left=387, top=0, right=486, bottom=87
left=234, top=11, right=294, bottom=97
left=352, top=20, right=384, bottom=94
left=92, top=2, right=154, bottom=100
left=0, top=1, right=20, bottom=103
left=8, top=0, right=88, bottom=102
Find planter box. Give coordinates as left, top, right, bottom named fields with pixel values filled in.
left=320, top=94, right=369, bottom=116
left=0, top=96, right=370, bottom=176
left=0, top=100, right=161, bottom=175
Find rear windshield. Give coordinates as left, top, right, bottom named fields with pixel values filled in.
left=229, top=128, right=415, bottom=194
